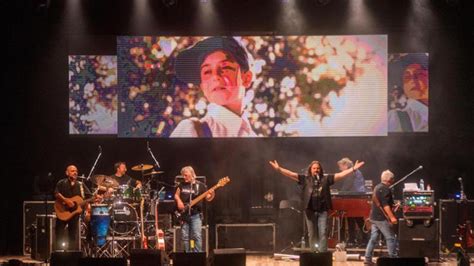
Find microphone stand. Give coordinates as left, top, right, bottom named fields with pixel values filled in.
left=389, top=166, right=423, bottom=189
left=86, top=146, right=102, bottom=181
left=459, top=178, right=467, bottom=202
left=147, top=142, right=161, bottom=169
left=43, top=172, right=53, bottom=262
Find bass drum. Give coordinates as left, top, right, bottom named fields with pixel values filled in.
left=110, top=202, right=139, bottom=236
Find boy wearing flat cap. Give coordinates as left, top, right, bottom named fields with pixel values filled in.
left=170, top=37, right=256, bottom=137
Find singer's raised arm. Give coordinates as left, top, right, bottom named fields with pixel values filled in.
left=334, top=160, right=365, bottom=182
left=269, top=160, right=299, bottom=182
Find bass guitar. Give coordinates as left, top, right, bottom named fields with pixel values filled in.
left=175, top=177, right=230, bottom=223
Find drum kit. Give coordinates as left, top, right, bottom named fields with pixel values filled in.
left=86, top=164, right=166, bottom=248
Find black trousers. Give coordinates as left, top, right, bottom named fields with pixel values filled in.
left=346, top=217, right=367, bottom=245
left=55, top=216, right=80, bottom=250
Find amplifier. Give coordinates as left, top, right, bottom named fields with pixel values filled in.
left=439, top=199, right=474, bottom=252
left=403, top=191, right=434, bottom=220
left=398, top=218, right=439, bottom=261
left=173, top=225, right=209, bottom=256
left=23, top=201, right=55, bottom=255
left=216, top=223, right=275, bottom=253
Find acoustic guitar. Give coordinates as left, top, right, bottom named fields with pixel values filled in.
left=54, top=195, right=95, bottom=221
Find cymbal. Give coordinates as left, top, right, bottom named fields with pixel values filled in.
left=93, top=174, right=119, bottom=188
left=131, top=164, right=153, bottom=171
left=143, top=170, right=164, bottom=176
left=92, top=174, right=109, bottom=185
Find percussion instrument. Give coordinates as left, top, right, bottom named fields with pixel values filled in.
left=90, top=204, right=111, bottom=246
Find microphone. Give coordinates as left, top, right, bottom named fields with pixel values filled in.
left=459, top=177, right=463, bottom=182
left=98, top=145, right=102, bottom=152
left=418, top=165, right=423, bottom=170
left=48, top=172, right=52, bottom=178
left=147, top=141, right=150, bottom=151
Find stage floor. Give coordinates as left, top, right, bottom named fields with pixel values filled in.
left=0, top=254, right=467, bottom=266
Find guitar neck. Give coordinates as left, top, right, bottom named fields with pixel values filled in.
left=189, top=183, right=220, bottom=208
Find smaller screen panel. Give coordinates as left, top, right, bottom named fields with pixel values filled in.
left=388, top=53, right=429, bottom=132
left=69, top=55, right=118, bottom=134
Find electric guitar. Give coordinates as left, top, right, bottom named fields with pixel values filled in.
left=54, top=195, right=96, bottom=221
left=140, top=197, right=148, bottom=249
left=175, top=177, right=230, bottom=223
left=154, top=200, right=166, bottom=250
left=371, top=192, right=400, bottom=226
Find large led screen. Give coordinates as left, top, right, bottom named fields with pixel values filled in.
left=117, top=35, right=388, bottom=138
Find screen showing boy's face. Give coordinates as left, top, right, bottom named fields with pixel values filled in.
left=403, top=63, right=428, bottom=100
left=109, top=35, right=390, bottom=137
left=200, top=50, right=247, bottom=107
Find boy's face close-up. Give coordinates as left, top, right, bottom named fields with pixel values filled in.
left=199, top=50, right=252, bottom=108
left=403, top=63, right=428, bottom=100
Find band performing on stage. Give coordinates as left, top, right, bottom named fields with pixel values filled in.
left=18, top=145, right=470, bottom=265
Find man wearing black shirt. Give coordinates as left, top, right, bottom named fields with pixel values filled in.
left=175, top=166, right=215, bottom=252
left=106, top=162, right=142, bottom=201
left=111, top=162, right=141, bottom=187
left=54, top=165, right=94, bottom=250
left=364, top=170, right=398, bottom=265
left=269, top=159, right=365, bottom=252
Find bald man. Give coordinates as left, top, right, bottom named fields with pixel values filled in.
left=54, top=165, right=93, bottom=250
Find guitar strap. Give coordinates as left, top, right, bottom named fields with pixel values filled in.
left=79, top=181, right=85, bottom=199
left=372, top=187, right=391, bottom=223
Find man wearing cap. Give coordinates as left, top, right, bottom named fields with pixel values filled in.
left=171, top=36, right=257, bottom=137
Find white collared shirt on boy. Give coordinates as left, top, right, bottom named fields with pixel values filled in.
left=170, top=103, right=257, bottom=137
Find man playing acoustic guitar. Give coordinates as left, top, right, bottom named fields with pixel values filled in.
left=364, top=170, right=398, bottom=265
left=54, top=165, right=100, bottom=250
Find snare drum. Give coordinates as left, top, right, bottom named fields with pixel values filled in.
left=90, top=204, right=111, bottom=246
left=110, top=202, right=139, bottom=235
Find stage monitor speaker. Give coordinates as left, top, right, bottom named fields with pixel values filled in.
left=211, top=248, right=246, bottom=266
left=50, top=251, right=83, bottom=266
left=23, top=201, right=55, bottom=255
left=130, top=249, right=163, bottom=266
left=299, top=252, right=332, bottom=266
left=79, top=258, right=127, bottom=266
left=33, top=214, right=55, bottom=261
left=398, top=218, right=439, bottom=261
left=376, top=257, right=425, bottom=266
left=172, top=252, right=206, bottom=266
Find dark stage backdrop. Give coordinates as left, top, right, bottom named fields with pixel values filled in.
left=2, top=0, right=474, bottom=255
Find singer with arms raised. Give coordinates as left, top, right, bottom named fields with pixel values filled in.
left=175, top=166, right=215, bottom=252
left=364, top=170, right=398, bottom=265
left=269, top=159, right=365, bottom=252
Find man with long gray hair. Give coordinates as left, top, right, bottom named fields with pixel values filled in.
left=175, top=166, right=215, bottom=252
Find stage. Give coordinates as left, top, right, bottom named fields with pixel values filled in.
left=0, top=254, right=465, bottom=266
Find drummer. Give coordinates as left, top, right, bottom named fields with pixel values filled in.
left=111, top=162, right=142, bottom=189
